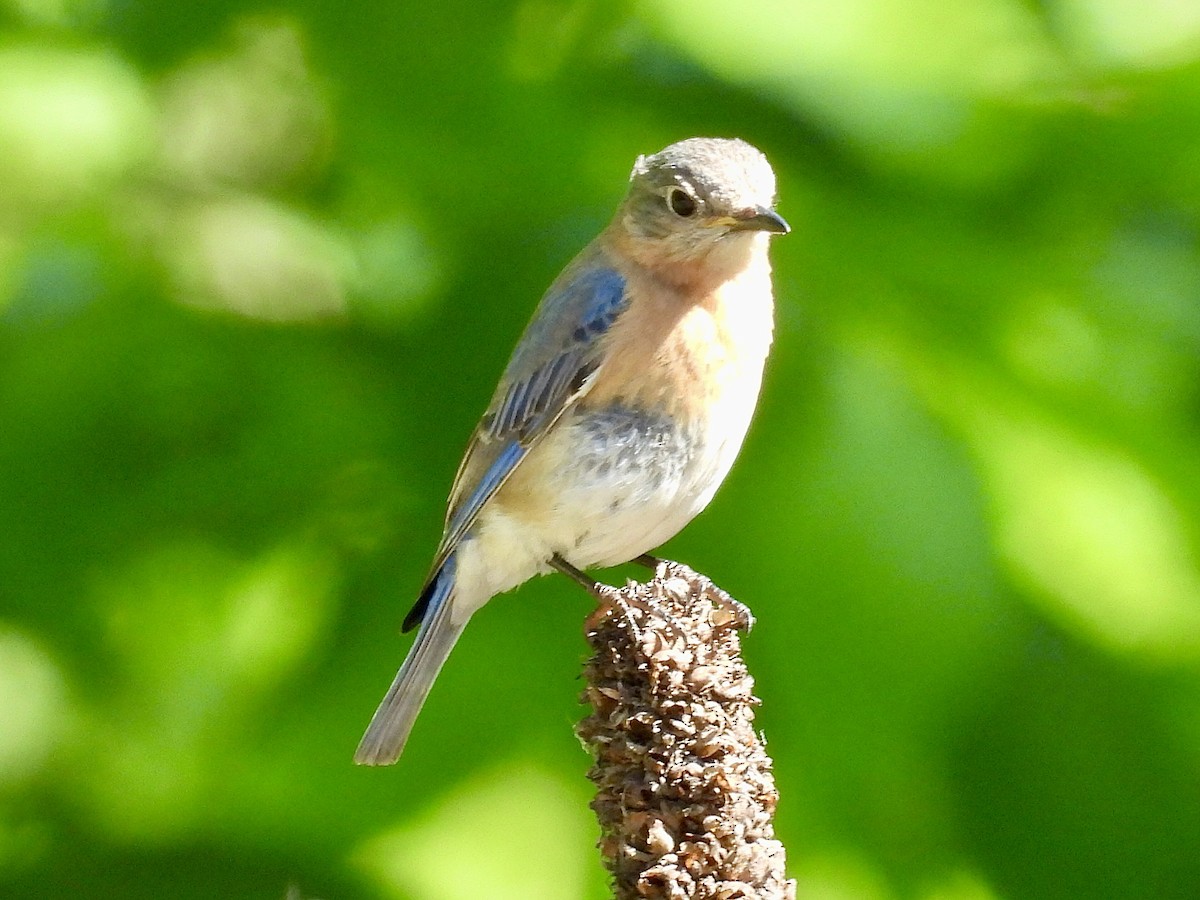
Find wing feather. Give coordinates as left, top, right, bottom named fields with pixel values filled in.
left=402, top=255, right=627, bottom=629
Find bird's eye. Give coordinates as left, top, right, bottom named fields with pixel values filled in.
left=667, top=187, right=697, bottom=218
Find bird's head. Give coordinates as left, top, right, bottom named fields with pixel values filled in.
left=618, top=137, right=788, bottom=272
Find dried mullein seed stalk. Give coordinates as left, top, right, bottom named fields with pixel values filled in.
left=577, top=561, right=794, bottom=900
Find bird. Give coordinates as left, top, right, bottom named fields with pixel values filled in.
left=355, top=137, right=789, bottom=766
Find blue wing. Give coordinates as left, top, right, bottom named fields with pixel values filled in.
left=403, top=250, right=628, bottom=630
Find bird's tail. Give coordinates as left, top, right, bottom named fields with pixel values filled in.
left=354, top=554, right=467, bottom=766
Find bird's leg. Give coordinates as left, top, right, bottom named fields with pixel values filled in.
left=632, top=553, right=661, bottom=570
left=553, top=553, right=676, bottom=638
left=634, top=554, right=756, bottom=632
left=549, top=554, right=625, bottom=632
left=549, top=553, right=610, bottom=595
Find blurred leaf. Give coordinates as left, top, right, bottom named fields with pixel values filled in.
left=355, top=763, right=599, bottom=900
left=1, top=0, right=1199, bottom=898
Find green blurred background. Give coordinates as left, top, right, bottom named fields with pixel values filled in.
left=2, top=0, right=1200, bottom=897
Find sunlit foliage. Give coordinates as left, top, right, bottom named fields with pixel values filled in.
left=2, top=1, right=1199, bottom=897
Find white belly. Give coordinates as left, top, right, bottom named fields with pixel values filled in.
left=452, top=396, right=756, bottom=618
left=552, top=406, right=713, bottom=567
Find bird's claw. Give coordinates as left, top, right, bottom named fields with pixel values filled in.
left=653, top=559, right=756, bottom=631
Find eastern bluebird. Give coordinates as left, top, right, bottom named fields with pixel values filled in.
left=355, top=137, right=788, bottom=765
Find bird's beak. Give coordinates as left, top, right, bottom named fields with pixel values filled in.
left=728, top=206, right=790, bottom=234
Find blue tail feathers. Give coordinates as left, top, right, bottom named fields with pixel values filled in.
left=354, top=554, right=467, bottom=765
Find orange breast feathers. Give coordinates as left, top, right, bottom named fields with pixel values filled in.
left=583, top=258, right=775, bottom=426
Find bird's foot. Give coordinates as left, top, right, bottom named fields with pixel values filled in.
left=550, top=554, right=629, bottom=632
left=552, top=552, right=753, bottom=633
left=637, top=555, right=756, bottom=632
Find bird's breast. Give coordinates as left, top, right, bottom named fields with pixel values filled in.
left=586, top=251, right=774, bottom=439
left=482, top=250, right=776, bottom=572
